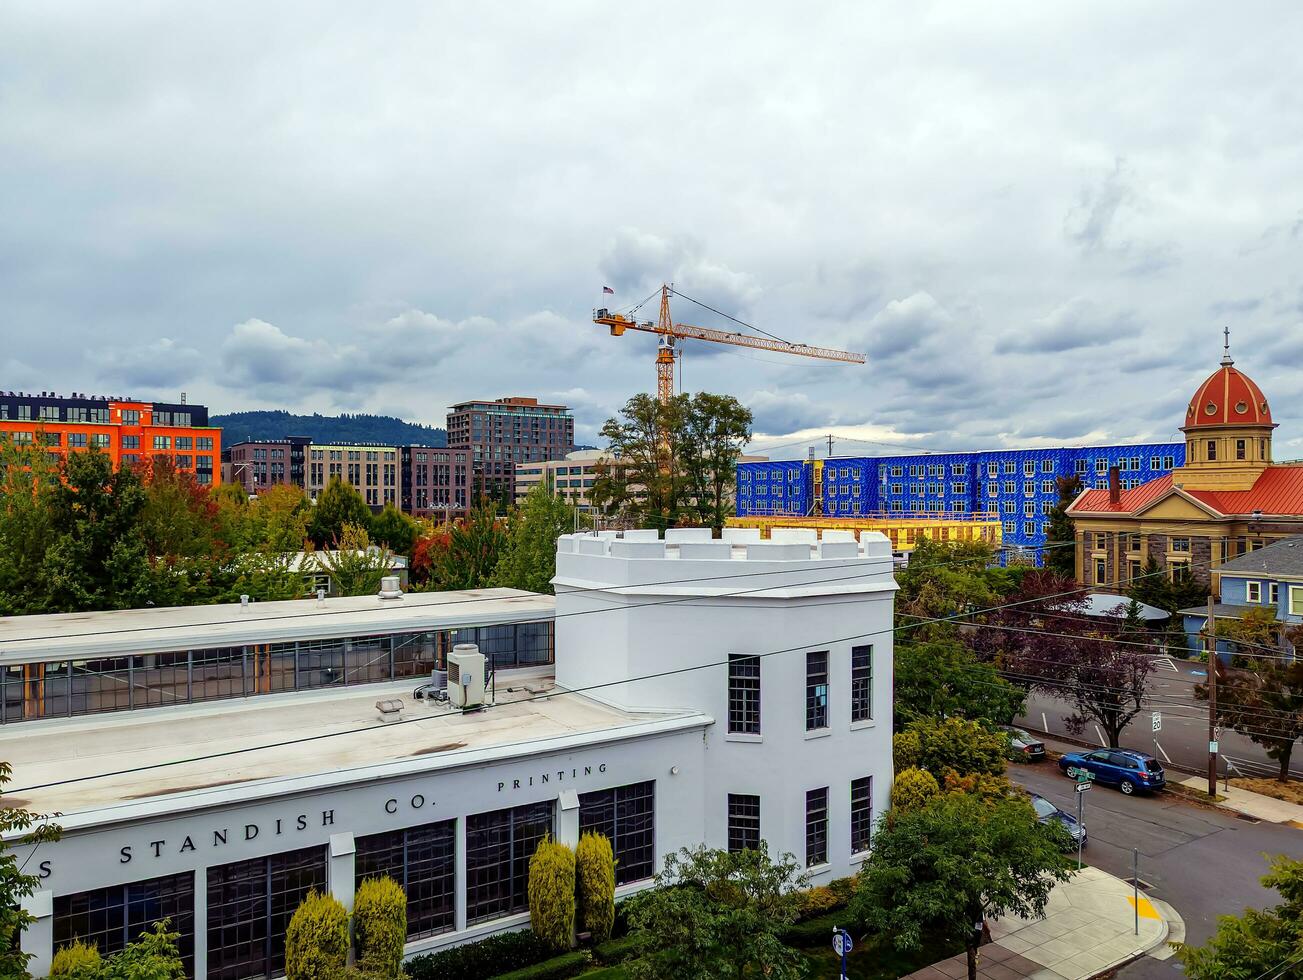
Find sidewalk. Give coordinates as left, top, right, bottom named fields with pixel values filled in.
left=902, top=866, right=1181, bottom=980
left=1174, top=774, right=1303, bottom=826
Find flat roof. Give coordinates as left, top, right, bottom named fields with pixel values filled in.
left=0, top=674, right=709, bottom=828
left=0, top=589, right=554, bottom=664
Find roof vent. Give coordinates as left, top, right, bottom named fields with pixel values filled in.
left=378, top=576, right=404, bottom=601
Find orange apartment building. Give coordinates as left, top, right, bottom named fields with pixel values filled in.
left=0, top=390, right=220, bottom=484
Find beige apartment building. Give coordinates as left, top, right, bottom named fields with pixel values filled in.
left=307, top=443, right=400, bottom=508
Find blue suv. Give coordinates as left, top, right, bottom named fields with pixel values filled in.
left=1058, top=748, right=1166, bottom=795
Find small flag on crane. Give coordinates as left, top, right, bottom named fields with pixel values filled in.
left=602, top=285, right=615, bottom=294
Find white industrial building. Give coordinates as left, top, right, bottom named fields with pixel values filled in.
left=4, top=527, right=895, bottom=979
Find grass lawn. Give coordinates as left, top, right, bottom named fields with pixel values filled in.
left=1230, top=776, right=1303, bottom=805
left=799, top=933, right=962, bottom=979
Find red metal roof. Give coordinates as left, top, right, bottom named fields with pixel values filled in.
left=1183, top=362, right=1273, bottom=429
left=1070, top=467, right=1303, bottom=517
left=1070, top=473, right=1173, bottom=514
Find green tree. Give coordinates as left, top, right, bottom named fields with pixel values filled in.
left=528, top=834, right=576, bottom=952
left=892, top=717, right=1009, bottom=780
left=51, top=938, right=101, bottom=976
left=139, top=456, right=219, bottom=560
left=1043, top=475, right=1082, bottom=579
left=369, top=503, right=418, bottom=557
left=1197, top=647, right=1303, bottom=783
left=625, top=843, right=808, bottom=980
left=492, top=483, right=577, bottom=595
left=96, top=921, right=187, bottom=979
left=0, top=436, right=60, bottom=615
left=309, top=477, right=372, bottom=547
left=353, top=876, right=407, bottom=977
left=591, top=393, right=690, bottom=528
left=316, top=524, right=394, bottom=597
left=894, top=638, right=1024, bottom=727
left=42, top=449, right=158, bottom=612
left=1177, top=855, right=1302, bottom=980
left=284, top=890, right=349, bottom=979
left=246, top=484, right=313, bottom=553
left=575, top=831, right=616, bottom=943
left=1127, top=555, right=1170, bottom=612
left=681, top=393, right=753, bottom=534
left=1170, top=563, right=1210, bottom=612
left=0, top=761, right=61, bottom=977
left=425, top=501, right=506, bottom=591
left=895, top=538, right=1009, bottom=636
left=852, top=793, right=1072, bottom=980
left=218, top=551, right=308, bottom=602
left=890, top=767, right=941, bottom=812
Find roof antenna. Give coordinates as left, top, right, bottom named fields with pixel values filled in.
left=1221, top=326, right=1234, bottom=366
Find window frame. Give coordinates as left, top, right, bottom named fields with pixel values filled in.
left=727, top=654, right=762, bottom=735
left=805, top=787, right=829, bottom=867
left=727, top=793, right=761, bottom=853
left=805, top=650, right=829, bottom=731
left=850, top=776, right=873, bottom=854
left=850, top=645, right=872, bottom=723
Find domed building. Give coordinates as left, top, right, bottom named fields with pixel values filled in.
left=1067, top=335, right=1303, bottom=591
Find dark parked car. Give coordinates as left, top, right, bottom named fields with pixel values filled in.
left=1058, top=748, right=1166, bottom=795
left=1029, top=793, right=1086, bottom=849
left=1001, top=726, right=1046, bottom=761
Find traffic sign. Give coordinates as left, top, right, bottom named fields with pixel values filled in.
left=1068, top=766, right=1096, bottom=782
left=832, top=932, right=853, bottom=956
left=1209, top=740, right=1219, bottom=754
left=1075, top=782, right=1091, bottom=794
left=1151, top=711, right=1161, bottom=733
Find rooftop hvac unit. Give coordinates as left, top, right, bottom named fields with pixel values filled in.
left=447, top=644, right=487, bottom=709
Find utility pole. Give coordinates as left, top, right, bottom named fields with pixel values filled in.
left=1207, top=595, right=1219, bottom=797
left=826, top=433, right=835, bottom=458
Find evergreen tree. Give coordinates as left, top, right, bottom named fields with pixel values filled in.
left=308, top=476, right=372, bottom=546
left=369, top=503, right=419, bottom=556
left=1043, top=475, right=1082, bottom=578
left=492, top=484, right=577, bottom=595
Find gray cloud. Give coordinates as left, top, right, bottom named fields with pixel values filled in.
left=1, top=3, right=1301, bottom=457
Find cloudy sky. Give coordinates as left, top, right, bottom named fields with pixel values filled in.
left=3, top=2, right=1302, bottom=457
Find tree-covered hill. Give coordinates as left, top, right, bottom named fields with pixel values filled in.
left=212, top=410, right=447, bottom=447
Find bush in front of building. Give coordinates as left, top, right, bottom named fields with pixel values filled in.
left=405, top=930, right=552, bottom=980
left=890, top=767, right=941, bottom=812
left=574, top=831, right=616, bottom=943
left=528, top=835, right=576, bottom=952
left=49, top=939, right=101, bottom=976
left=285, top=890, right=349, bottom=980
left=490, top=950, right=591, bottom=980
left=353, top=876, right=408, bottom=978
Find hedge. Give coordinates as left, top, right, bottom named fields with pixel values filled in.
left=492, top=950, right=591, bottom=980
left=354, top=876, right=408, bottom=977
left=780, top=909, right=853, bottom=948
left=575, top=832, right=616, bottom=943
left=406, top=930, right=552, bottom=980
left=592, top=934, right=641, bottom=966
left=528, top=835, right=576, bottom=952
left=284, top=890, right=349, bottom=980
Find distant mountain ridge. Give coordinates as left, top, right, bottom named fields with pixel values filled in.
left=213, top=410, right=448, bottom=447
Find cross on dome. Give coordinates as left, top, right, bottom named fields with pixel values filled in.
left=1221, top=326, right=1234, bottom=366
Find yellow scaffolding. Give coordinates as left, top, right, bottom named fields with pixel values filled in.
left=725, top=514, right=1003, bottom=553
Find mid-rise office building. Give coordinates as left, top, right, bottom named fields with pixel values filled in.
left=307, top=443, right=401, bottom=509
left=0, top=390, right=220, bottom=484
left=225, top=436, right=312, bottom=495
left=514, top=449, right=609, bottom=511
left=447, top=397, right=574, bottom=500
left=401, top=445, right=472, bottom=518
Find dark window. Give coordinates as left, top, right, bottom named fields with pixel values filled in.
left=805, top=787, right=828, bottom=866
left=727, top=794, right=760, bottom=853
left=806, top=651, right=829, bottom=731
left=727, top=655, right=761, bottom=734
left=54, top=873, right=194, bottom=977
left=579, top=781, right=656, bottom=885
left=850, top=645, right=872, bottom=723
left=465, top=801, right=553, bottom=924
left=206, top=845, right=326, bottom=980
left=1207, top=440, right=1217, bottom=461
left=850, top=776, right=873, bottom=853
left=356, top=819, right=456, bottom=939
left=1236, top=439, right=1246, bottom=460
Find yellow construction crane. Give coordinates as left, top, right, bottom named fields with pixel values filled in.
left=594, top=285, right=865, bottom=403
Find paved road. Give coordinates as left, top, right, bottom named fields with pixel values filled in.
left=1010, top=762, right=1303, bottom=978
left=1016, top=658, right=1303, bottom=782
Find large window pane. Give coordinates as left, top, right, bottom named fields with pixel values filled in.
left=805, top=651, right=829, bottom=731
left=465, top=801, right=553, bottom=924
left=206, top=845, right=326, bottom=980
left=191, top=648, right=246, bottom=703
left=55, top=872, right=195, bottom=978
left=356, top=820, right=456, bottom=939
left=579, top=781, right=656, bottom=885
left=727, top=794, right=760, bottom=853
left=850, top=645, right=872, bottom=723
left=727, top=655, right=761, bottom=734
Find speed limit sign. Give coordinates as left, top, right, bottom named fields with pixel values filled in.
left=1152, top=711, right=1161, bottom=733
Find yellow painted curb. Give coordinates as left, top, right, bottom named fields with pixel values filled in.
left=1128, top=896, right=1161, bottom=920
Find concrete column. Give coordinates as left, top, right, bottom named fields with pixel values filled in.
left=20, top=889, right=53, bottom=979
left=192, top=866, right=208, bottom=980
left=557, top=789, right=580, bottom=849
left=454, top=817, right=467, bottom=933
left=329, top=833, right=357, bottom=912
